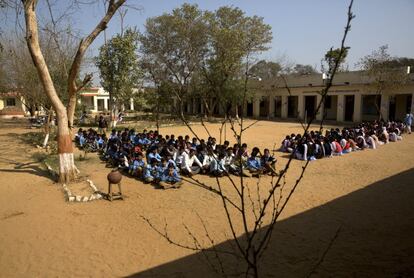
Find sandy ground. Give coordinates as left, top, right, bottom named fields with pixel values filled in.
left=0, top=119, right=413, bottom=277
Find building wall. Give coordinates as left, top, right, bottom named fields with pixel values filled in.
left=0, top=96, right=27, bottom=118
left=325, top=95, right=338, bottom=120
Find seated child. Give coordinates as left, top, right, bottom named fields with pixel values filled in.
left=143, top=158, right=158, bottom=183
left=201, top=147, right=216, bottom=174
left=159, top=163, right=183, bottom=189
left=331, top=138, right=343, bottom=156
left=181, top=149, right=203, bottom=176
left=129, top=152, right=145, bottom=177
left=340, top=138, right=352, bottom=153
left=148, top=147, right=162, bottom=163
left=295, top=141, right=308, bottom=160
left=260, top=148, right=277, bottom=175
left=209, top=152, right=227, bottom=177
left=246, top=147, right=263, bottom=177
left=156, top=158, right=169, bottom=182
left=280, top=135, right=293, bottom=153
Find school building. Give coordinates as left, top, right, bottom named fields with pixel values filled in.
left=0, top=92, right=28, bottom=118
left=181, top=70, right=414, bottom=123
left=78, top=87, right=135, bottom=113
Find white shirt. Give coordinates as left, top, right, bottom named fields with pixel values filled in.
left=182, top=152, right=202, bottom=172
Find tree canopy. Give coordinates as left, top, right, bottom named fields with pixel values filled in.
left=293, top=64, right=318, bottom=75
left=96, top=27, right=142, bottom=113
left=139, top=4, right=272, bottom=117
left=249, top=60, right=281, bottom=80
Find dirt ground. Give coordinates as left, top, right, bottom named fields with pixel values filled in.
left=0, top=119, right=413, bottom=277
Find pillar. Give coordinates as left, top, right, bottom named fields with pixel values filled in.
left=268, top=97, right=275, bottom=118
left=104, top=98, right=108, bottom=110
left=354, top=94, right=362, bottom=122
left=316, top=94, right=324, bottom=121
left=336, top=95, right=345, bottom=122
left=129, top=98, right=134, bottom=111
left=200, top=102, right=204, bottom=114
left=192, top=98, right=197, bottom=114
left=281, top=95, right=288, bottom=118
left=380, top=94, right=389, bottom=121
left=298, top=95, right=305, bottom=120
left=93, top=96, right=98, bottom=112
left=253, top=99, right=260, bottom=118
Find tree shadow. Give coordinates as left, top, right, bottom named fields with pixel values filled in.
left=0, top=158, right=55, bottom=181
left=130, top=168, right=414, bottom=277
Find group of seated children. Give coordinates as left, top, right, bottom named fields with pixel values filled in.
left=74, top=128, right=278, bottom=189
left=280, top=120, right=407, bottom=161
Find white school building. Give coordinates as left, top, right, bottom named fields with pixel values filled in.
left=78, top=87, right=135, bottom=113
left=180, top=70, right=414, bottom=123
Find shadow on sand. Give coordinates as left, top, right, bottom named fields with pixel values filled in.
left=0, top=157, right=54, bottom=181
left=130, top=168, right=414, bottom=277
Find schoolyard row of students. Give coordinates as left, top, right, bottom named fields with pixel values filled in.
left=74, top=128, right=277, bottom=189
left=279, top=120, right=410, bottom=161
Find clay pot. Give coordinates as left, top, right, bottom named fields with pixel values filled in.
left=107, top=169, right=122, bottom=184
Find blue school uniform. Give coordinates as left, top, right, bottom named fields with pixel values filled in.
left=148, top=152, right=162, bottom=162
left=130, top=159, right=145, bottom=171
left=79, top=135, right=86, bottom=147
left=161, top=169, right=181, bottom=183
left=143, top=164, right=157, bottom=179
left=247, top=157, right=261, bottom=170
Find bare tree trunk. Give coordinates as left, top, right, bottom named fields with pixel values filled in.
left=156, top=95, right=160, bottom=133
left=67, top=96, right=77, bottom=128
left=29, top=105, right=36, bottom=117
left=56, top=112, right=78, bottom=183
left=23, top=0, right=78, bottom=183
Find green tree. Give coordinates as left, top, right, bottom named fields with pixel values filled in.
left=139, top=4, right=209, bottom=119
left=249, top=60, right=281, bottom=80
left=96, top=27, right=142, bottom=127
left=201, top=6, right=272, bottom=117
left=323, top=47, right=349, bottom=72
left=293, top=64, right=318, bottom=75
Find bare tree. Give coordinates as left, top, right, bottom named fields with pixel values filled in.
left=17, top=0, right=126, bottom=183
left=142, top=1, right=355, bottom=277
left=357, top=45, right=409, bottom=121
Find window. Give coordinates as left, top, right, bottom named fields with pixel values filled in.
left=6, top=98, right=16, bottom=107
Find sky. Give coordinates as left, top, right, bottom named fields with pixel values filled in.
left=4, top=0, right=414, bottom=80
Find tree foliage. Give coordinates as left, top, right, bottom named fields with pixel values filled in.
left=322, top=47, right=349, bottom=72
left=140, top=4, right=209, bottom=106
left=293, top=64, right=318, bottom=75
left=358, top=45, right=409, bottom=92
left=96, top=27, right=142, bottom=111
left=139, top=4, right=272, bottom=117
left=249, top=60, right=281, bottom=80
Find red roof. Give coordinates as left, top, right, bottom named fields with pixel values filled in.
left=0, top=91, right=22, bottom=97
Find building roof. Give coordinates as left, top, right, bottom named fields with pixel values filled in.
left=0, top=91, right=22, bottom=98
left=250, top=70, right=414, bottom=90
